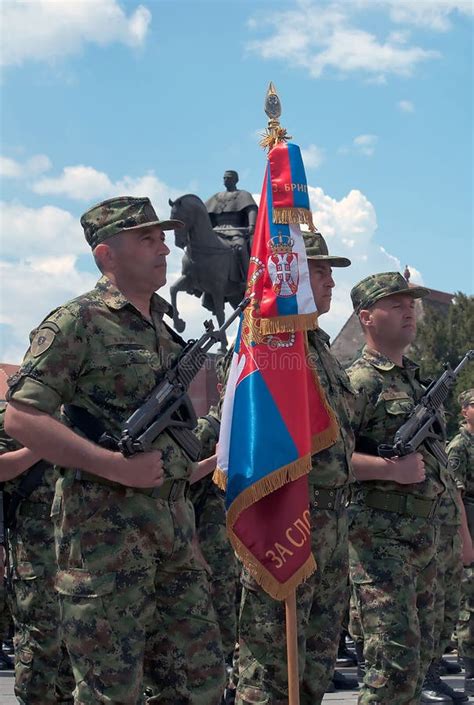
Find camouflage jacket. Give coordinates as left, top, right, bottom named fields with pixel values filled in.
left=7, top=276, right=192, bottom=481
left=306, top=328, right=355, bottom=488
left=0, top=408, right=58, bottom=504
left=347, top=346, right=449, bottom=503
left=190, top=407, right=222, bottom=512
left=448, top=426, right=474, bottom=499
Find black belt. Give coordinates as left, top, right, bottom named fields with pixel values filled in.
left=74, top=471, right=189, bottom=502
left=311, top=486, right=350, bottom=511
left=353, top=489, right=439, bottom=519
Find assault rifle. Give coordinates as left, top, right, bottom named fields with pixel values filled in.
left=65, top=298, right=249, bottom=460
left=377, top=350, right=474, bottom=466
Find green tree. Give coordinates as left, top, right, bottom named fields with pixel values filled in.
left=411, top=292, right=474, bottom=438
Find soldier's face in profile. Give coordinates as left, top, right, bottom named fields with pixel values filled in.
left=112, top=225, right=170, bottom=292
left=308, top=260, right=335, bottom=315
left=462, top=402, right=474, bottom=426
left=364, top=293, right=417, bottom=347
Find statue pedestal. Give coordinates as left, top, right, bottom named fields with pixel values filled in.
left=188, top=353, right=220, bottom=416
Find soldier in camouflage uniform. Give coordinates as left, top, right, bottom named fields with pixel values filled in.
left=191, top=394, right=239, bottom=664
left=347, top=272, right=473, bottom=705
left=236, top=232, right=355, bottom=705
left=5, top=196, right=225, bottom=705
left=449, top=390, right=474, bottom=695
left=0, top=408, right=74, bottom=703
left=422, top=459, right=466, bottom=702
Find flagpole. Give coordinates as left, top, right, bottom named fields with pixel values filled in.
left=285, top=591, right=300, bottom=705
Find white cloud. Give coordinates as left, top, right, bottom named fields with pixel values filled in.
left=353, top=134, right=378, bottom=156
left=398, top=99, right=415, bottom=112
left=305, top=187, right=424, bottom=338
left=0, top=201, right=87, bottom=259
left=33, top=165, right=113, bottom=201
left=1, top=0, right=152, bottom=68
left=247, top=1, right=439, bottom=80
left=0, top=154, right=52, bottom=179
left=32, top=165, right=181, bottom=218
left=383, top=0, right=473, bottom=32
left=301, top=144, right=325, bottom=169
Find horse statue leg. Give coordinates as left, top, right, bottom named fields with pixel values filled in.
left=169, top=276, right=188, bottom=333
left=211, top=294, right=229, bottom=353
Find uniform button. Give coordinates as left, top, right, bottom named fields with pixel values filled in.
left=328, top=503, right=333, bottom=508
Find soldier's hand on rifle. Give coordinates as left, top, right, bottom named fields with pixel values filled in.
left=111, top=450, right=165, bottom=488
left=386, top=452, right=425, bottom=485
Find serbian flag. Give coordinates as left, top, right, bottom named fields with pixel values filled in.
left=215, top=141, right=339, bottom=600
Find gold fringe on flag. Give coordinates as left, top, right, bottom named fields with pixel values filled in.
left=273, top=207, right=316, bottom=232
left=224, top=454, right=316, bottom=600
left=230, top=536, right=317, bottom=601
left=226, top=454, right=311, bottom=518
left=260, top=312, right=318, bottom=336
left=213, top=466, right=227, bottom=491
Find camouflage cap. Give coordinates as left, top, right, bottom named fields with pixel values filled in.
left=351, top=271, right=430, bottom=313
left=302, top=231, right=351, bottom=267
left=80, top=196, right=184, bottom=249
left=458, top=389, right=474, bottom=407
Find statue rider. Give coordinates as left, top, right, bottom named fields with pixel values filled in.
left=205, top=170, right=258, bottom=280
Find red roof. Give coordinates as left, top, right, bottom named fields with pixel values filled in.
left=0, top=364, right=19, bottom=403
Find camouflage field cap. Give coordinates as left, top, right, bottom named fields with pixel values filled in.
left=302, top=231, right=351, bottom=267
left=81, top=196, right=184, bottom=249
left=351, top=271, right=430, bottom=313
left=458, top=389, right=474, bottom=407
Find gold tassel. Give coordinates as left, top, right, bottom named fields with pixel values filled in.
left=260, top=126, right=292, bottom=151
left=213, top=467, right=227, bottom=491
left=273, top=207, right=316, bottom=232
left=260, top=312, right=318, bottom=336
left=227, top=537, right=317, bottom=601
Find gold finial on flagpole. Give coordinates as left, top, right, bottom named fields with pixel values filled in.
left=260, top=82, right=292, bottom=151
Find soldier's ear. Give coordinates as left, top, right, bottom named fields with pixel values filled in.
left=359, top=309, right=372, bottom=329
left=93, top=242, right=115, bottom=274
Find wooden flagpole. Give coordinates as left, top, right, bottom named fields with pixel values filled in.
left=285, top=590, right=300, bottom=705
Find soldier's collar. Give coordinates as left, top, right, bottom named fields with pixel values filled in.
left=308, top=327, right=331, bottom=346
left=96, top=276, right=173, bottom=317
left=363, top=346, right=420, bottom=374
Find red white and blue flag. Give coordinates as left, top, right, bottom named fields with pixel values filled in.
left=216, top=141, right=338, bottom=600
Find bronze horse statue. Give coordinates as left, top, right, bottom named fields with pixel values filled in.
left=168, top=194, right=249, bottom=350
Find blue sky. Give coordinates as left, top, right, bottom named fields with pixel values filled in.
left=1, top=0, right=472, bottom=363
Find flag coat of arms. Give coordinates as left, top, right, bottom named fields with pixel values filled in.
left=216, top=138, right=339, bottom=600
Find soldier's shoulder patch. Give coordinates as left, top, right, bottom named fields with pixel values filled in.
left=448, top=455, right=461, bottom=471
left=30, top=327, right=57, bottom=357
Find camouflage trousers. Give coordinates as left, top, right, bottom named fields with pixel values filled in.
left=349, top=505, right=438, bottom=705
left=8, top=500, right=75, bottom=704
left=432, top=524, right=462, bottom=659
left=193, top=488, right=239, bottom=659
left=236, top=507, right=349, bottom=705
left=53, top=475, right=225, bottom=705
left=458, top=564, right=474, bottom=660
